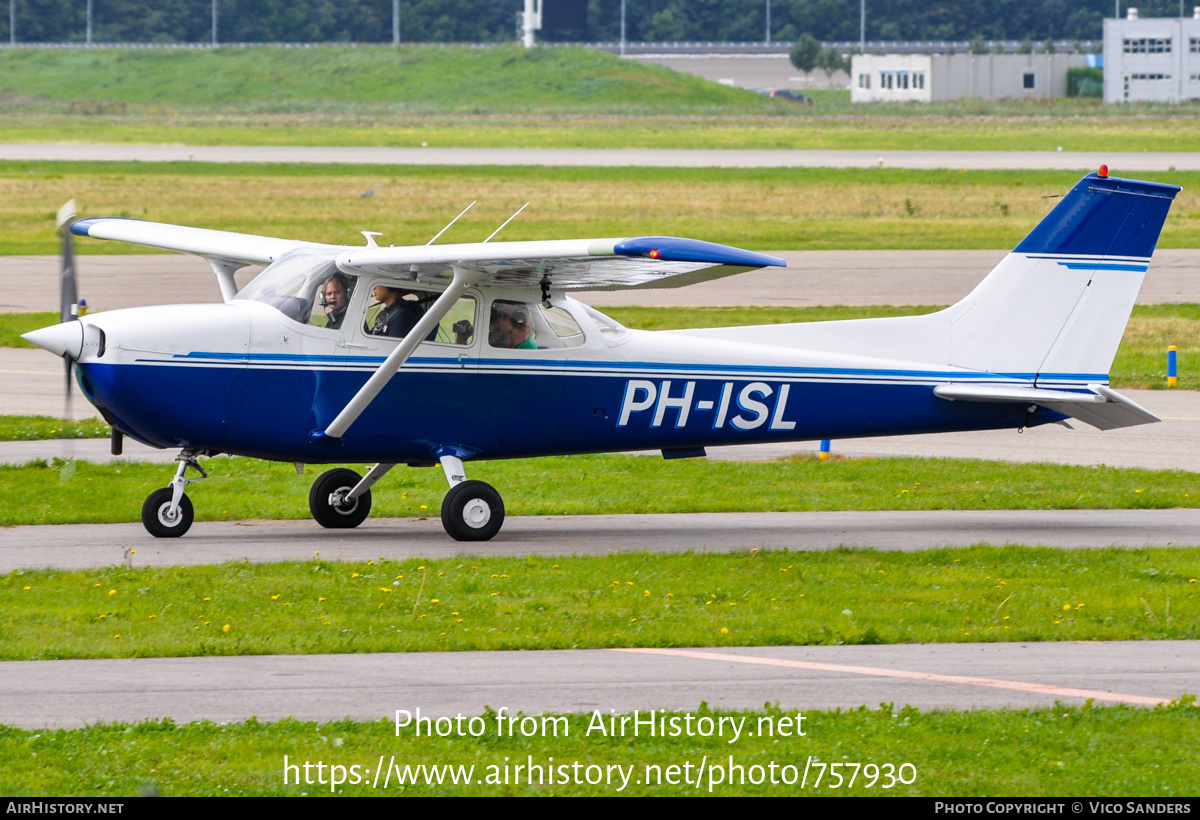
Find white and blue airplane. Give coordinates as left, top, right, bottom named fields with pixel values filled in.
left=23, top=169, right=1179, bottom=541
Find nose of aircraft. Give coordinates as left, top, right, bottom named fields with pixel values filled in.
left=22, top=321, right=83, bottom=359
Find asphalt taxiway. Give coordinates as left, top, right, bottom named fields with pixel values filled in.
left=3, top=642, right=1194, bottom=729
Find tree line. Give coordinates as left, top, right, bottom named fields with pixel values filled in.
left=3, top=0, right=1190, bottom=46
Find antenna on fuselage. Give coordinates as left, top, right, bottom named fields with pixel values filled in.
left=483, top=202, right=529, bottom=243
left=426, top=201, right=476, bottom=245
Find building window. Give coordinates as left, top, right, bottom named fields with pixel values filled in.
left=1123, top=37, right=1172, bottom=53
left=913, top=72, right=925, bottom=89
left=1023, top=73, right=1036, bottom=89
left=879, top=71, right=894, bottom=89
left=1191, top=37, right=1199, bottom=53
left=858, top=73, right=871, bottom=89
left=1129, top=73, right=1170, bottom=80
left=898, top=71, right=909, bottom=89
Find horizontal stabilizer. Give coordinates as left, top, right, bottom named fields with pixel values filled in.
left=933, top=383, right=1159, bottom=430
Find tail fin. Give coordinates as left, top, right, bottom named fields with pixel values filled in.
left=943, top=172, right=1179, bottom=386
left=677, top=172, right=1179, bottom=390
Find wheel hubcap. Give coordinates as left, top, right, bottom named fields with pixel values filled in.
left=329, top=487, right=357, bottom=515
left=462, top=498, right=491, bottom=528
left=157, top=504, right=178, bottom=527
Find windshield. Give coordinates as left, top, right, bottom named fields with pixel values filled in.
left=233, top=249, right=340, bottom=324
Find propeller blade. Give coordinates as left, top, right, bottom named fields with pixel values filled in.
left=56, top=200, right=78, bottom=481
left=58, top=200, right=78, bottom=325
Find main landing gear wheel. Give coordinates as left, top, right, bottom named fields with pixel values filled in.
left=142, top=487, right=194, bottom=538
left=309, top=468, right=372, bottom=529
left=441, top=480, right=504, bottom=542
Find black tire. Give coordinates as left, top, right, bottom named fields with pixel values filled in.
left=141, top=487, right=194, bottom=538
left=441, top=480, right=504, bottom=542
left=309, top=468, right=371, bottom=529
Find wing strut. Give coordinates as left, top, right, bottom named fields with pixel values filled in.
left=314, top=265, right=482, bottom=443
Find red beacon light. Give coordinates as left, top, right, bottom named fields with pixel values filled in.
left=649, top=249, right=660, bottom=259
left=1098, top=164, right=1109, bottom=178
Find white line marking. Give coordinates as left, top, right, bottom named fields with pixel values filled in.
left=610, top=647, right=1169, bottom=706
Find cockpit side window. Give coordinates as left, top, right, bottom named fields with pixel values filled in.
left=361, top=282, right=477, bottom=346
left=233, top=249, right=342, bottom=325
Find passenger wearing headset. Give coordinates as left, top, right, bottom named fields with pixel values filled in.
left=488, top=300, right=536, bottom=350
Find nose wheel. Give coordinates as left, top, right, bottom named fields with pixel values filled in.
left=142, top=487, right=194, bottom=538
left=141, top=450, right=205, bottom=538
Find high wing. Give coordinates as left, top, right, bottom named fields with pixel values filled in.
left=70, top=217, right=343, bottom=265
left=70, top=218, right=786, bottom=292
left=337, top=236, right=785, bottom=290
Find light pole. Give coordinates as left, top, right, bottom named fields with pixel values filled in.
left=620, top=0, right=626, bottom=56
left=393, top=0, right=400, bottom=46
left=86, top=0, right=92, bottom=44
left=765, top=0, right=771, bottom=43
left=860, top=0, right=865, bottom=52
left=10, top=0, right=15, bottom=46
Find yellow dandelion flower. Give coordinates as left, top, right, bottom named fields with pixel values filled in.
left=418, top=566, right=426, bottom=570
left=271, top=594, right=280, bottom=600
left=720, top=627, right=729, bottom=634
left=108, top=589, right=116, bottom=596
left=643, top=590, right=650, bottom=597
left=1062, top=604, right=1071, bottom=611
left=222, top=624, right=230, bottom=633
left=319, top=597, right=326, bottom=602
left=22, top=586, right=30, bottom=591
left=203, top=597, right=211, bottom=602
left=490, top=592, right=499, bottom=597
left=94, top=583, right=100, bottom=587
left=113, top=634, right=121, bottom=639
left=420, top=505, right=428, bottom=510
left=149, top=615, right=156, bottom=619
left=351, top=573, right=360, bottom=578
left=430, top=598, right=440, bottom=604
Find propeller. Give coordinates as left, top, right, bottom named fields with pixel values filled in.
left=56, top=200, right=78, bottom=481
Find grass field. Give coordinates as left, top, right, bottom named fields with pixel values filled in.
left=4, top=547, right=1199, bottom=659
left=3, top=46, right=1200, bottom=153
left=5, top=303, right=1197, bottom=390
left=3, top=702, right=1198, bottom=796
left=2, top=454, right=1199, bottom=526
left=2, top=163, right=1197, bottom=255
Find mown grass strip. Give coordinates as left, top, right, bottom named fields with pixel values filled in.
left=7, top=112, right=1200, bottom=153
left=2, top=702, right=1198, bottom=796
left=3, top=164, right=1197, bottom=255
left=4, top=548, right=1200, bottom=660
left=2, top=455, right=1200, bottom=527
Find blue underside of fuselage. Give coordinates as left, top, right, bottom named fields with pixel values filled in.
left=77, top=360, right=1058, bottom=463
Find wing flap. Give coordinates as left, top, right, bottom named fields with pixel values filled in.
left=933, top=383, right=1159, bottom=430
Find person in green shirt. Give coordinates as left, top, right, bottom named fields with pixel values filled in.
left=489, top=301, right=537, bottom=350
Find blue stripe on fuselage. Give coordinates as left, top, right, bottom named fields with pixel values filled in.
left=78, top=361, right=1065, bottom=463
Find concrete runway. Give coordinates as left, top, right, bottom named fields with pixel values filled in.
left=3, top=144, right=1200, bottom=171
left=3, top=641, right=1193, bottom=729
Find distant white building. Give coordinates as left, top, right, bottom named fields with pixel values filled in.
left=851, top=53, right=1086, bottom=103
left=1103, top=8, right=1200, bottom=103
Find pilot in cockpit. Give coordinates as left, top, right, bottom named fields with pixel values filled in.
left=319, top=273, right=352, bottom=330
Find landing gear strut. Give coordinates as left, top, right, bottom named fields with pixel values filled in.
left=438, top=453, right=504, bottom=541
left=141, top=449, right=206, bottom=538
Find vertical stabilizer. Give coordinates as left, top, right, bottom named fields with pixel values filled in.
left=946, top=172, right=1179, bottom=386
